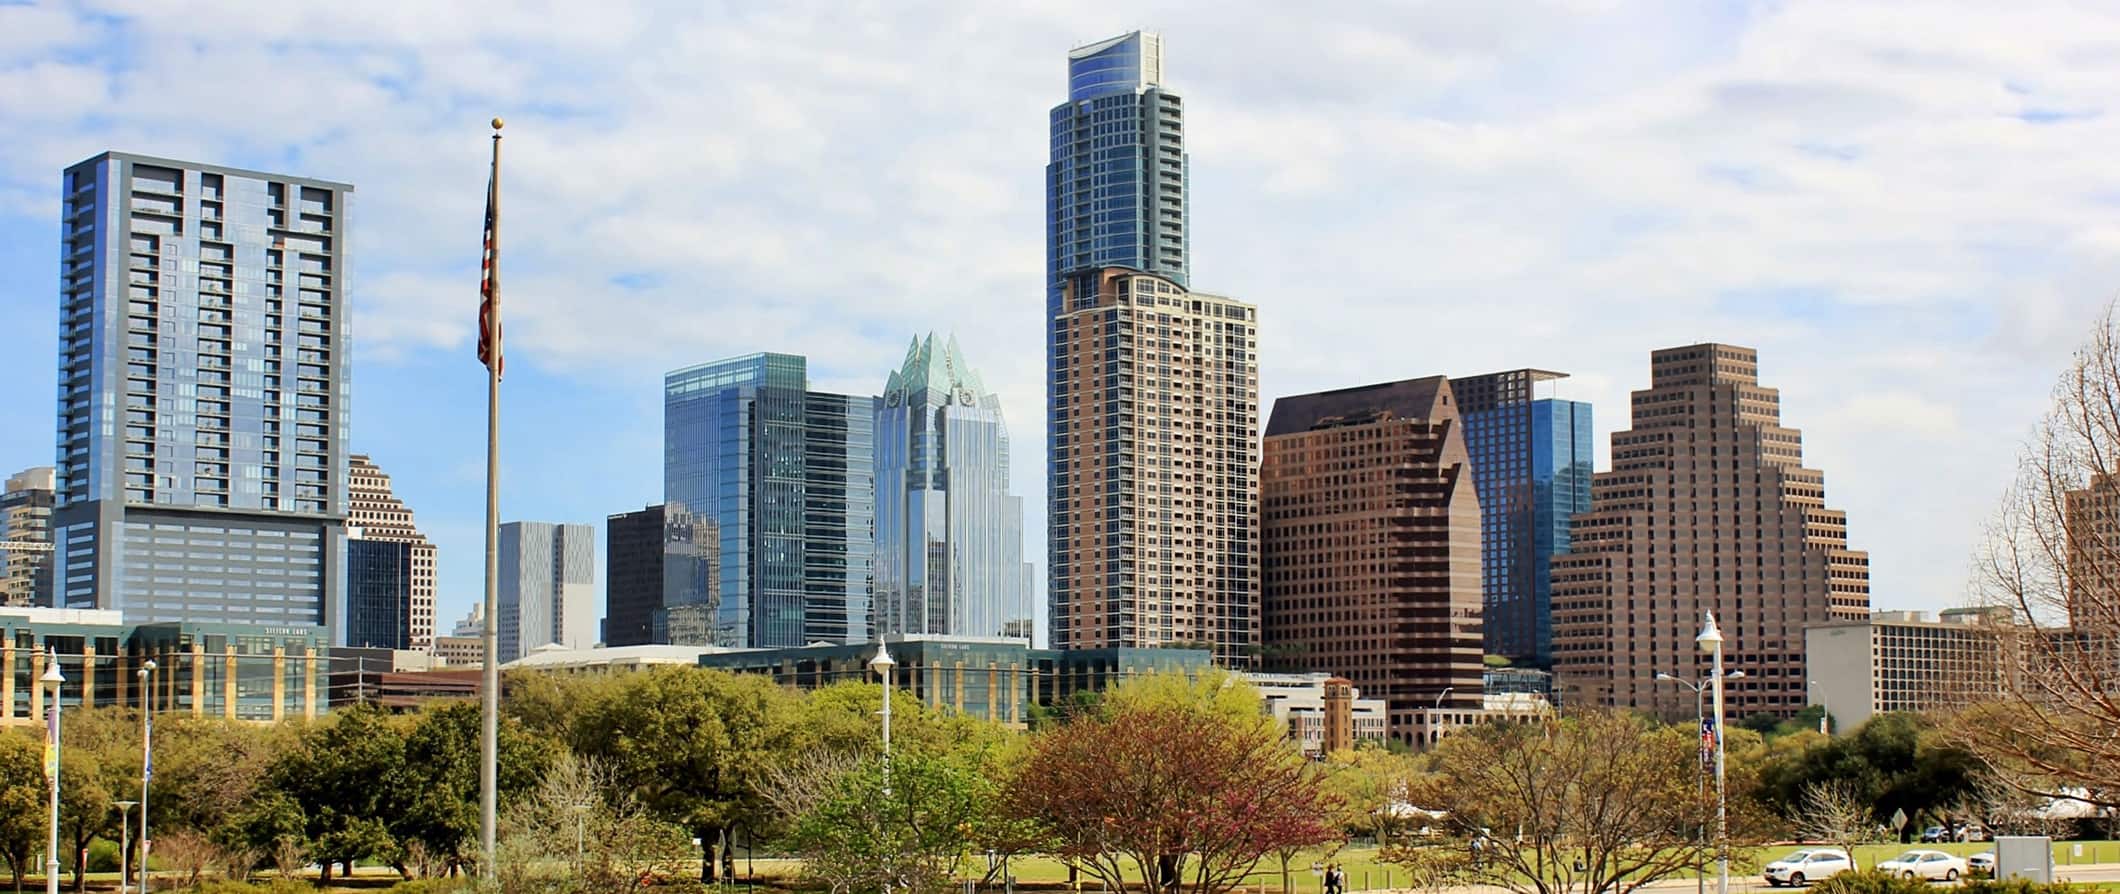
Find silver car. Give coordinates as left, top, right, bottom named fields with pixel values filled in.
left=1763, top=849, right=1853, bottom=887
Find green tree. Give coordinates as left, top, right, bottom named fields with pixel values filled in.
left=565, top=667, right=792, bottom=882
left=393, top=702, right=553, bottom=876
left=0, top=733, right=44, bottom=893
left=1757, top=713, right=1983, bottom=839
left=782, top=749, right=999, bottom=894
left=266, top=704, right=409, bottom=883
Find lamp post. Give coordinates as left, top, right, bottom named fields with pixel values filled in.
left=1657, top=668, right=1746, bottom=894
left=138, top=659, right=155, bottom=894
left=869, top=641, right=895, bottom=792
left=1697, top=615, right=1729, bottom=894
left=569, top=801, right=591, bottom=869
left=1809, top=680, right=1829, bottom=736
left=41, top=649, right=64, bottom=894
left=115, top=801, right=137, bottom=894
left=1431, top=686, right=1454, bottom=748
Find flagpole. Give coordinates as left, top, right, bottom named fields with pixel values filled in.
left=480, top=116, right=504, bottom=878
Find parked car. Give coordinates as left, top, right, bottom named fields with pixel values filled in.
left=1920, top=825, right=1951, bottom=843
left=1877, top=850, right=1968, bottom=882
left=1763, top=849, right=1854, bottom=887
left=1969, top=852, right=1996, bottom=874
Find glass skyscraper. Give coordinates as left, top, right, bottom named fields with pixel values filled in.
left=874, top=333, right=1032, bottom=640
left=1450, top=370, right=1593, bottom=667
left=664, top=353, right=875, bottom=648
left=496, top=521, right=595, bottom=663
left=51, top=152, right=351, bottom=633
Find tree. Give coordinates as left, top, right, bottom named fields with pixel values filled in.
left=1388, top=710, right=1720, bottom=894
left=266, top=704, right=409, bottom=883
left=781, top=749, right=998, bottom=894
left=393, top=702, right=553, bottom=876
left=564, top=667, right=794, bottom=882
left=1008, top=697, right=1340, bottom=894
left=1799, top=782, right=1879, bottom=868
left=1756, top=713, right=1982, bottom=838
left=0, top=733, right=43, bottom=893
left=1970, top=305, right=2120, bottom=805
left=502, top=753, right=694, bottom=893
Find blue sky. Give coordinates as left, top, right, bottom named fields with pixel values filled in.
left=3, top=0, right=2119, bottom=632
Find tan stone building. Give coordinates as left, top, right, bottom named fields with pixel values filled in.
left=1260, top=377, right=1485, bottom=741
left=1049, top=267, right=1259, bottom=664
left=1553, top=344, right=1870, bottom=717
left=347, top=454, right=437, bottom=649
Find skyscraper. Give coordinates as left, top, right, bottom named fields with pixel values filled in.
left=1046, top=34, right=1260, bottom=665
left=0, top=467, right=55, bottom=607
left=51, top=152, right=350, bottom=632
left=1261, top=377, right=1486, bottom=742
left=664, top=353, right=875, bottom=648
left=874, top=333, right=1032, bottom=640
left=605, top=503, right=720, bottom=647
left=1551, top=344, right=1871, bottom=717
left=497, top=521, right=595, bottom=663
left=1451, top=370, right=1593, bottom=667
left=345, top=454, right=437, bottom=648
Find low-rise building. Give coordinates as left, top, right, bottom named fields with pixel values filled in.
left=1, top=606, right=327, bottom=723
left=698, top=636, right=1215, bottom=725
left=1245, top=672, right=1388, bottom=755
left=1805, top=607, right=2011, bottom=728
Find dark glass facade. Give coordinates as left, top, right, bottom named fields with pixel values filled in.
left=1451, top=370, right=1592, bottom=667
left=664, top=354, right=874, bottom=648
left=605, top=503, right=722, bottom=648
left=344, top=539, right=410, bottom=650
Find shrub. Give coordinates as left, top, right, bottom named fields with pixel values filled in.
left=1962, top=879, right=2083, bottom=894
left=386, top=879, right=477, bottom=894
left=1813, top=871, right=1938, bottom=894
left=186, top=880, right=312, bottom=894
left=87, top=839, right=122, bottom=873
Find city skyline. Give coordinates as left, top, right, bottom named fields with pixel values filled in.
left=3, top=4, right=2116, bottom=634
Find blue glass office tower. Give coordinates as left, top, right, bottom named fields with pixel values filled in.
left=1449, top=370, right=1593, bottom=667
left=665, top=353, right=874, bottom=648
left=875, top=333, right=1032, bottom=640
left=51, top=153, right=350, bottom=635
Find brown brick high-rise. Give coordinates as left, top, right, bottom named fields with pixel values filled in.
left=1552, top=344, right=1869, bottom=717
left=1262, top=377, right=1484, bottom=742
left=1049, top=267, right=1259, bottom=664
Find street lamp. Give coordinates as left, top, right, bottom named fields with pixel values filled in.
left=137, top=659, right=155, bottom=894
left=1809, top=680, right=1830, bottom=736
left=41, top=649, right=64, bottom=894
left=1656, top=668, right=1746, bottom=894
left=1431, top=687, right=1454, bottom=748
left=869, top=641, right=895, bottom=791
left=115, top=801, right=137, bottom=894
left=1697, top=614, right=1729, bottom=894
left=569, top=801, right=591, bottom=868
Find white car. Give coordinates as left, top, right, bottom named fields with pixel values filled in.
left=1968, top=852, right=1995, bottom=873
left=1876, top=850, right=1968, bottom=882
left=1764, top=849, right=1854, bottom=886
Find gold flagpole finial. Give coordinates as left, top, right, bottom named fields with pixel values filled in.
left=491, top=117, right=504, bottom=132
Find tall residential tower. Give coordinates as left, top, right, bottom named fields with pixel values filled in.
left=1551, top=344, right=1870, bottom=717
left=1046, top=34, right=1261, bottom=665
left=1450, top=370, right=1593, bottom=667
left=874, top=333, right=1032, bottom=640
left=52, top=153, right=350, bottom=633
left=664, top=353, right=875, bottom=648
left=0, top=467, right=55, bottom=607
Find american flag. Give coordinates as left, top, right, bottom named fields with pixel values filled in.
left=477, top=170, right=502, bottom=379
